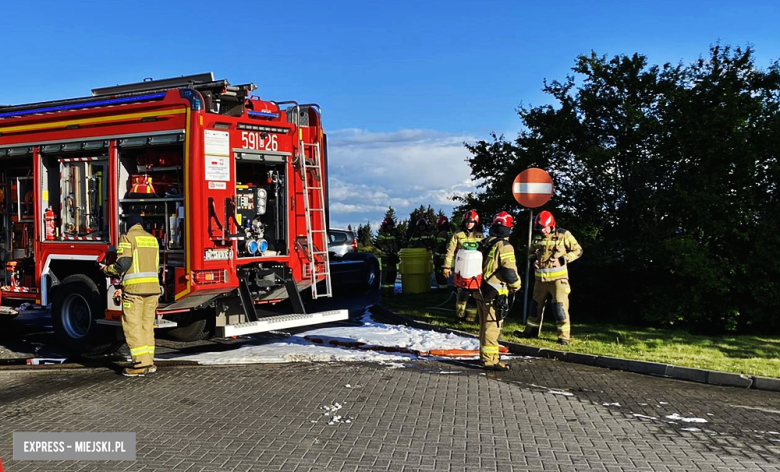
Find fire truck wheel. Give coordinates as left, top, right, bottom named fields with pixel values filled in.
left=51, top=274, right=118, bottom=354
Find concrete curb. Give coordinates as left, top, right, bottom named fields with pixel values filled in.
left=369, top=304, right=780, bottom=392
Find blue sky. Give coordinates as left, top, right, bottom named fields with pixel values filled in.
left=4, top=0, right=779, bottom=230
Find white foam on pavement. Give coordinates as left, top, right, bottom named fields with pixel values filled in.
left=665, top=413, right=708, bottom=423
left=159, top=309, right=479, bottom=365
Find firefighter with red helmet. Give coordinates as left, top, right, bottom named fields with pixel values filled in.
left=442, top=210, right=484, bottom=322
left=518, top=210, right=582, bottom=345
left=100, top=214, right=161, bottom=376
left=376, top=216, right=400, bottom=296
left=433, top=215, right=452, bottom=289
left=474, top=211, right=521, bottom=370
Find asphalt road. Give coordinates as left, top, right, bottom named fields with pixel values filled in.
left=1, top=290, right=780, bottom=471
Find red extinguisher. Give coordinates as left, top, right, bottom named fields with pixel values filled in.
left=45, top=207, right=56, bottom=241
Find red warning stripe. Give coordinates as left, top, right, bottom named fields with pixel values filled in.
left=58, top=156, right=100, bottom=162
left=1, top=286, right=39, bottom=293
left=61, top=236, right=102, bottom=241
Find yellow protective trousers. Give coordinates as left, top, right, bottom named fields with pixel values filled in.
left=434, top=255, right=448, bottom=288
left=122, top=293, right=158, bottom=367
left=526, top=279, right=572, bottom=341
left=379, top=255, right=398, bottom=296
left=455, top=289, right=478, bottom=322
left=474, top=290, right=503, bottom=365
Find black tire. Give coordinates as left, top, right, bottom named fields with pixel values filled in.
left=51, top=274, right=119, bottom=354
left=363, top=258, right=380, bottom=292
left=166, top=314, right=213, bottom=342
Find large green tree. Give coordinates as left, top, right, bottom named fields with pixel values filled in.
left=356, top=222, right=373, bottom=249
left=461, top=45, right=780, bottom=333
left=649, top=45, right=780, bottom=331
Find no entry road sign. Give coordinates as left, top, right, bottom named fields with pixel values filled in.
left=512, top=168, right=554, bottom=208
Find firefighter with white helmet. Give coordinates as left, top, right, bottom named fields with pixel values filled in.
left=100, top=214, right=161, bottom=376
left=518, top=210, right=582, bottom=345
left=442, top=210, right=484, bottom=322
left=474, top=211, right=521, bottom=370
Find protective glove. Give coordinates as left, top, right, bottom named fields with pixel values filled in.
left=442, top=268, right=451, bottom=278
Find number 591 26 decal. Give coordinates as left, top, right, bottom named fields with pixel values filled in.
left=241, top=131, right=278, bottom=151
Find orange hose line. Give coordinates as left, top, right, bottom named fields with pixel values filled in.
left=303, top=336, right=508, bottom=357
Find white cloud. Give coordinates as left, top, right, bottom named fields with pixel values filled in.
left=327, top=128, right=481, bottom=230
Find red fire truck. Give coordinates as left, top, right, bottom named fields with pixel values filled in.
left=0, top=73, right=348, bottom=351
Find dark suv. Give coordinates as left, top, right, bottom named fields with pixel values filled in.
left=326, top=228, right=379, bottom=292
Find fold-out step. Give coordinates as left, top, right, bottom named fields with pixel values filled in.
left=96, top=318, right=179, bottom=329
left=217, top=309, right=349, bottom=337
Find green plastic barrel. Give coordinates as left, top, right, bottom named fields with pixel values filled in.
left=398, top=248, right=433, bottom=293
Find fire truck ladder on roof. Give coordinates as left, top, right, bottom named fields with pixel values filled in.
left=0, top=72, right=257, bottom=119
left=299, top=135, right=332, bottom=299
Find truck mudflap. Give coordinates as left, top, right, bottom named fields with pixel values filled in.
left=216, top=309, right=348, bottom=337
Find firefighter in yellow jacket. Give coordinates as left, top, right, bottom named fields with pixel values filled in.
left=376, top=217, right=399, bottom=296
left=442, top=210, right=484, bottom=322
left=518, top=210, right=582, bottom=345
left=408, top=218, right=437, bottom=251
left=474, top=212, right=521, bottom=371
left=100, top=214, right=161, bottom=376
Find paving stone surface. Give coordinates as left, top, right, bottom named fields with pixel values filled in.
left=1, top=356, right=779, bottom=472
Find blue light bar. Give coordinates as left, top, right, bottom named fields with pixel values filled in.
left=248, top=111, right=279, bottom=119
left=0, top=92, right=167, bottom=119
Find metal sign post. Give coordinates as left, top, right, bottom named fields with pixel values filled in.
left=511, top=168, right=555, bottom=325
left=523, top=209, right=533, bottom=324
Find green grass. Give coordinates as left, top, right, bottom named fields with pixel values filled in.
left=381, top=290, right=780, bottom=379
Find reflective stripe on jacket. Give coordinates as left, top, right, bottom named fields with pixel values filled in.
left=106, top=224, right=161, bottom=295
left=443, top=229, right=484, bottom=268
left=434, top=230, right=452, bottom=258
left=529, top=227, right=582, bottom=282
left=376, top=232, right=398, bottom=256
left=408, top=232, right=436, bottom=251
left=482, top=237, right=521, bottom=296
